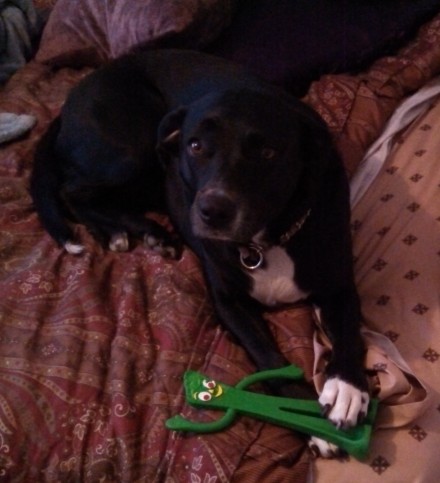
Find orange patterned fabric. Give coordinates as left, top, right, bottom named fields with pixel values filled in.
left=305, top=13, right=440, bottom=177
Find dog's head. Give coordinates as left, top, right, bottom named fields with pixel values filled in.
left=157, top=88, right=334, bottom=245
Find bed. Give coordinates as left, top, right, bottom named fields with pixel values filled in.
left=0, top=1, right=439, bottom=481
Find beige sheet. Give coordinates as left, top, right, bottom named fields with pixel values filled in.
left=312, top=89, right=440, bottom=482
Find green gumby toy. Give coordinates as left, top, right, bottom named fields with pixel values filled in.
left=166, top=364, right=378, bottom=460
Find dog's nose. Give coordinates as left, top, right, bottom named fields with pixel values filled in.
left=197, top=189, right=236, bottom=228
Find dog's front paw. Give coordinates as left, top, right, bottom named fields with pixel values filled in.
left=144, top=234, right=181, bottom=259
left=308, top=436, right=348, bottom=459
left=109, top=232, right=129, bottom=252
left=64, top=240, right=85, bottom=255
left=319, top=377, right=369, bottom=430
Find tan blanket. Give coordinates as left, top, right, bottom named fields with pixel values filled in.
left=313, top=85, right=440, bottom=483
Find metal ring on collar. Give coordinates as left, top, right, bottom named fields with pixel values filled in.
left=239, top=244, right=264, bottom=270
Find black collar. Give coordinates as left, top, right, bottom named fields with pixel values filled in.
left=239, top=209, right=311, bottom=270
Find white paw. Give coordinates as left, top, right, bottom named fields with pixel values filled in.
left=144, top=234, right=178, bottom=259
left=308, top=436, right=345, bottom=459
left=319, top=377, right=369, bottom=430
left=64, top=240, right=85, bottom=255
left=109, top=232, right=129, bottom=252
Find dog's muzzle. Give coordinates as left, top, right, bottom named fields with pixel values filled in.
left=195, top=188, right=236, bottom=230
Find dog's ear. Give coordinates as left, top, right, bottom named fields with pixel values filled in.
left=156, top=107, right=187, bottom=162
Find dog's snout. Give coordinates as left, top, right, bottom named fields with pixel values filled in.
left=197, top=189, right=236, bottom=228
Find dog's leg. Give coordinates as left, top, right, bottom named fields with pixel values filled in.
left=61, top=172, right=180, bottom=258
left=120, top=214, right=181, bottom=258
left=196, top=247, right=315, bottom=399
left=209, top=283, right=316, bottom=399
left=210, top=288, right=288, bottom=371
left=316, top=290, right=369, bottom=429
left=308, top=290, right=369, bottom=457
left=30, top=118, right=82, bottom=253
left=63, top=197, right=181, bottom=257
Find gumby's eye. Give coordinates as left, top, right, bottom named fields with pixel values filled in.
left=202, top=379, right=216, bottom=389
left=197, top=391, right=212, bottom=402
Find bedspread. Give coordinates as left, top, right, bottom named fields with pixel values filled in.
left=0, top=4, right=439, bottom=482
left=0, top=62, right=314, bottom=482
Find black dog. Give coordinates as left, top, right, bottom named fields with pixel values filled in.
left=30, top=49, right=369, bottom=457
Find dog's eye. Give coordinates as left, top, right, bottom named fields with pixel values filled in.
left=188, top=138, right=204, bottom=156
left=261, top=147, right=276, bottom=160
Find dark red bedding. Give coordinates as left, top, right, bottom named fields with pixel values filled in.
left=0, top=2, right=439, bottom=481
left=0, top=60, right=314, bottom=483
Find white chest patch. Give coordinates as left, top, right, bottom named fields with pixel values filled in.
left=247, top=246, right=309, bottom=306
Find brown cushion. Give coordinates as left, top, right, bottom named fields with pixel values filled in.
left=36, top=0, right=236, bottom=66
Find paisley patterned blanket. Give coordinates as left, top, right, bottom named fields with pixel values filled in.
left=0, top=2, right=439, bottom=481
